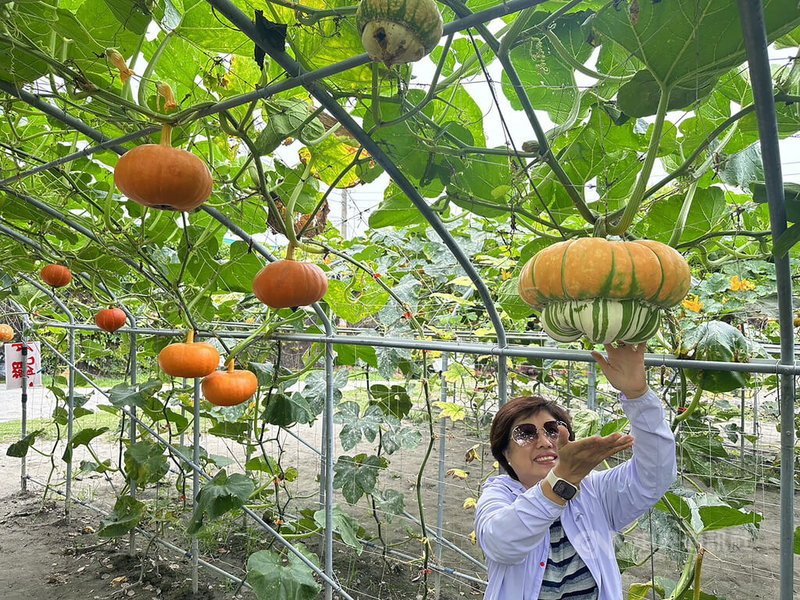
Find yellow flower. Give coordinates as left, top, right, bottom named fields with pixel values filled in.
left=463, top=498, right=477, bottom=510
left=730, top=276, right=756, bottom=292
left=682, top=295, right=703, bottom=313
left=106, top=48, right=134, bottom=84
left=501, top=270, right=512, bottom=281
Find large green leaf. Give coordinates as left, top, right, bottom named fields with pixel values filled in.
left=593, top=0, right=800, bottom=115
left=246, top=546, right=321, bottom=600
left=187, top=470, right=255, bottom=534
left=98, top=496, right=145, bottom=538
left=261, top=393, right=315, bottom=428
left=334, top=402, right=383, bottom=452
left=124, top=440, right=169, bottom=489
left=313, top=504, right=363, bottom=554
left=325, top=278, right=389, bottom=324
left=332, top=454, right=382, bottom=505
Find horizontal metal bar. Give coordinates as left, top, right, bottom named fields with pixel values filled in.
left=36, top=320, right=800, bottom=374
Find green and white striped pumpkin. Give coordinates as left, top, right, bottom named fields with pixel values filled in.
left=518, top=237, right=691, bottom=344
left=356, top=0, right=444, bottom=67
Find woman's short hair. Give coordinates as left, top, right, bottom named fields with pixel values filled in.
left=489, top=396, right=574, bottom=481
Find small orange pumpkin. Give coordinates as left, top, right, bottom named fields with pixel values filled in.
left=41, top=264, right=72, bottom=287
left=114, top=124, right=213, bottom=211
left=202, top=360, right=258, bottom=407
left=95, top=308, right=127, bottom=333
left=0, top=324, right=14, bottom=342
left=253, top=259, right=328, bottom=309
left=158, top=331, right=220, bottom=378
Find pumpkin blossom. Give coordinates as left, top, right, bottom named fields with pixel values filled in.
left=106, top=48, right=134, bottom=84
left=682, top=295, right=703, bottom=313
left=730, top=275, right=756, bottom=292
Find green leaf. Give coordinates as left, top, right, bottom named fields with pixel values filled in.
left=254, top=99, right=312, bottom=156
left=187, top=470, right=255, bottom=534
left=751, top=181, right=800, bottom=223
left=381, top=415, right=422, bottom=455
left=334, top=343, right=378, bottom=368
left=103, top=0, right=151, bottom=34
left=695, top=504, right=762, bottom=533
left=246, top=546, right=321, bottom=600
left=571, top=409, right=602, bottom=439
left=375, top=489, right=405, bottom=523
left=332, top=454, right=382, bottom=505
left=368, top=183, right=429, bottom=229
left=325, top=279, right=389, bottom=324
left=6, top=429, right=44, bottom=458
left=498, top=277, right=535, bottom=320
left=261, top=393, right=315, bottom=428
left=335, top=402, right=383, bottom=452
left=680, top=321, right=751, bottom=393
left=314, top=504, right=363, bottom=554
left=368, top=384, right=412, bottom=419
left=108, top=379, right=163, bottom=409
left=795, top=526, right=800, bottom=554
left=124, top=440, right=168, bottom=489
left=63, top=427, right=110, bottom=462
left=98, top=496, right=145, bottom=538
left=593, top=0, right=800, bottom=106
left=207, top=421, right=250, bottom=440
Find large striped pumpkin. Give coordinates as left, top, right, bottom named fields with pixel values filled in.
left=518, top=238, right=691, bottom=344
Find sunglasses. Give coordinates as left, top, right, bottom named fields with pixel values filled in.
left=511, top=421, right=567, bottom=446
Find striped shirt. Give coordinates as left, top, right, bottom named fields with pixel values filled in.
left=538, top=519, right=599, bottom=600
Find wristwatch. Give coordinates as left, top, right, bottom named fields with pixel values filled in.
left=546, top=469, right=580, bottom=501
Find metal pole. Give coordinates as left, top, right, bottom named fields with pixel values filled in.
left=17, top=274, right=75, bottom=519
left=20, top=336, right=28, bottom=492
left=587, top=362, right=596, bottom=411
left=435, top=353, right=449, bottom=600
left=121, top=306, right=138, bottom=556
left=737, top=3, right=796, bottom=598
left=192, top=379, right=201, bottom=595
left=8, top=299, right=30, bottom=492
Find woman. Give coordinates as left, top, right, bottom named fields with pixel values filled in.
left=475, top=343, right=676, bottom=600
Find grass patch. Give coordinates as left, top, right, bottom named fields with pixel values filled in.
left=0, top=411, right=123, bottom=443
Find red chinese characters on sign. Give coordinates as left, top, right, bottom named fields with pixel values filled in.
left=4, top=342, right=42, bottom=389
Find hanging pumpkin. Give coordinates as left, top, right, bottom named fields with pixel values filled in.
left=114, top=124, right=213, bottom=211
left=356, top=0, right=444, bottom=67
left=95, top=308, right=127, bottom=333
left=158, top=330, right=220, bottom=378
left=0, top=324, right=14, bottom=342
left=41, top=264, right=72, bottom=287
left=253, top=257, right=328, bottom=309
left=518, top=237, right=691, bottom=344
left=202, top=360, right=259, bottom=407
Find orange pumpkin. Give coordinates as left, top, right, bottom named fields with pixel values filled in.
left=0, top=324, right=14, bottom=342
left=114, top=125, right=213, bottom=211
left=518, top=237, right=691, bottom=344
left=95, top=308, right=127, bottom=333
left=41, top=264, right=72, bottom=287
left=158, top=330, right=220, bottom=378
left=253, top=259, right=328, bottom=309
left=202, top=361, right=258, bottom=407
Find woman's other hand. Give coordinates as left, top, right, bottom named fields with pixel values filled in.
left=552, top=428, right=634, bottom=484
left=591, top=343, right=649, bottom=399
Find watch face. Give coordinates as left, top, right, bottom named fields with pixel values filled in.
left=552, top=479, right=577, bottom=500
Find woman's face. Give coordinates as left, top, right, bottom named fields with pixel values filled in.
left=503, top=410, right=563, bottom=489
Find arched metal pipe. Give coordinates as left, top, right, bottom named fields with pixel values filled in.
left=737, top=3, right=796, bottom=598
left=204, top=0, right=510, bottom=419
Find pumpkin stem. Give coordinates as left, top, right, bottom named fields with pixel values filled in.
left=187, top=330, right=195, bottom=344
left=159, top=123, right=173, bottom=147
left=227, top=360, right=236, bottom=373
left=285, top=244, right=296, bottom=261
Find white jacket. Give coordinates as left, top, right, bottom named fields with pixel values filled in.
left=475, top=390, right=676, bottom=600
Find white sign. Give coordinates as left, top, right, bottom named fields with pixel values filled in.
left=4, top=342, right=42, bottom=389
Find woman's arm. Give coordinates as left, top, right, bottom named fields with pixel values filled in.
left=475, top=479, right=563, bottom=564
left=589, top=344, right=677, bottom=529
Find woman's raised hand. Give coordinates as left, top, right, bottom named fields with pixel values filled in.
left=591, top=342, right=649, bottom=399
left=553, top=427, right=634, bottom=484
